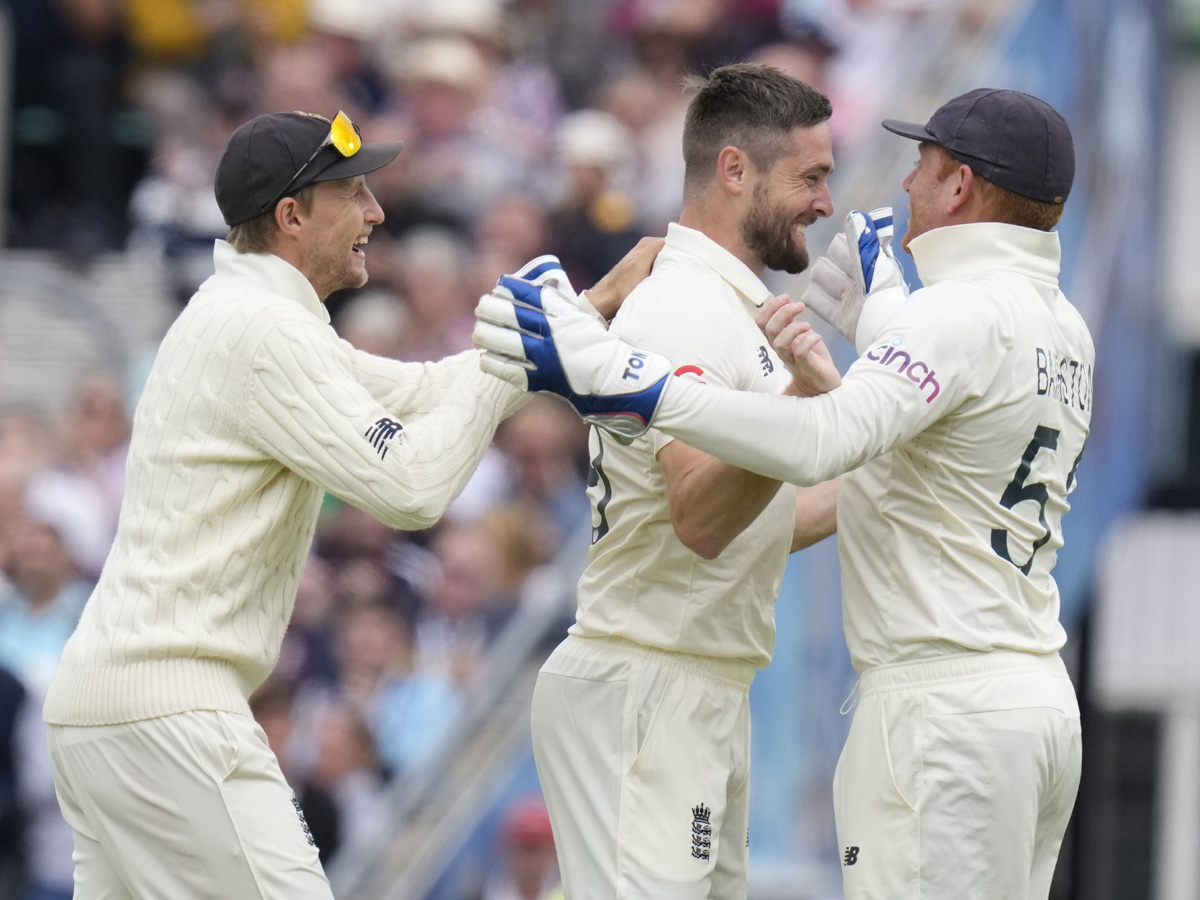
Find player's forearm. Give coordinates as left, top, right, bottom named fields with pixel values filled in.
left=791, top=479, right=838, bottom=551
left=667, top=455, right=786, bottom=559
left=652, top=378, right=897, bottom=487
left=352, top=347, right=525, bottom=419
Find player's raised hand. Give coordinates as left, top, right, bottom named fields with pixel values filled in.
left=756, top=295, right=842, bottom=397
left=473, top=274, right=673, bottom=438
left=802, top=207, right=909, bottom=354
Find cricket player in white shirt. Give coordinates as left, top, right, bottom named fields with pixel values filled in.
left=475, top=87, right=1091, bottom=900
left=520, top=65, right=839, bottom=899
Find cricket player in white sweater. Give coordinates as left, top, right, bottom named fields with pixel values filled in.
left=39, top=109, right=651, bottom=899
left=475, top=88, right=1092, bottom=900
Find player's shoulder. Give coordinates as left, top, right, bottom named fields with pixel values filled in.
left=615, top=252, right=736, bottom=329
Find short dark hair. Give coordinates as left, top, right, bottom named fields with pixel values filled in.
left=681, top=63, right=832, bottom=197
left=934, top=146, right=1064, bottom=232
left=226, top=184, right=318, bottom=253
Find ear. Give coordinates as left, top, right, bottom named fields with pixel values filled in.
left=274, top=196, right=305, bottom=238
left=716, top=146, right=750, bottom=195
left=946, top=163, right=974, bottom=215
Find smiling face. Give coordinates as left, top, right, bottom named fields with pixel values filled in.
left=296, top=175, right=384, bottom=299
left=738, top=122, right=834, bottom=274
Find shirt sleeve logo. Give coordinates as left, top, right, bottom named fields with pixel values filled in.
left=757, top=346, right=774, bottom=376
left=864, top=337, right=940, bottom=404
left=364, top=417, right=404, bottom=459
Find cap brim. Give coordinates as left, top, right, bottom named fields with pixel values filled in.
left=881, top=119, right=936, bottom=142
left=312, top=139, right=405, bottom=183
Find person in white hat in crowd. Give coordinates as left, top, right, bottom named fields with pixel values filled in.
left=0, top=470, right=112, bottom=900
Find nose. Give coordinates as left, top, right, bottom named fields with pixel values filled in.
left=902, top=168, right=916, bottom=192
left=813, top=183, right=834, bottom=219
left=363, top=186, right=385, bottom=225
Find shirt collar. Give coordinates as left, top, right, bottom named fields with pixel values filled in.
left=210, top=240, right=330, bottom=324
left=665, top=222, right=775, bottom=307
left=908, top=222, right=1062, bottom=289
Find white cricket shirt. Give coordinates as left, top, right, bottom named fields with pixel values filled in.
left=653, top=222, right=1094, bottom=671
left=572, top=223, right=797, bottom=668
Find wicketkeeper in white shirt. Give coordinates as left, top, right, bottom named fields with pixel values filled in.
left=475, top=87, right=1092, bottom=900
left=39, top=109, right=653, bottom=899
left=516, top=65, right=840, bottom=900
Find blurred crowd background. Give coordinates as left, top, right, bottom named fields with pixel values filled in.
left=0, top=0, right=1194, bottom=898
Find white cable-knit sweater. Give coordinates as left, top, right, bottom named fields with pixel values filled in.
left=44, top=241, right=523, bottom=726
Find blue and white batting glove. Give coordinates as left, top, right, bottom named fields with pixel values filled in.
left=474, top=275, right=671, bottom=439
left=802, top=207, right=909, bottom=354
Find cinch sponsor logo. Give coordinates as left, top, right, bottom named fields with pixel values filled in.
left=1036, top=347, right=1092, bottom=412
left=864, top=338, right=940, bottom=403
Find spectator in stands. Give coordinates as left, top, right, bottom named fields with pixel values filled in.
left=392, top=227, right=480, bottom=362
left=356, top=601, right=463, bottom=775
left=125, top=72, right=229, bottom=304
left=547, top=110, right=644, bottom=291
left=250, top=680, right=342, bottom=865
left=305, top=0, right=393, bottom=117
left=56, top=372, right=131, bottom=533
left=469, top=793, right=561, bottom=900
left=414, top=522, right=508, bottom=688
left=0, top=409, right=53, bottom=586
left=405, top=0, right=567, bottom=163
left=388, top=36, right=539, bottom=224
left=6, top=0, right=135, bottom=255
left=0, top=665, right=25, bottom=900
left=494, top=397, right=591, bottom=562
left=273, top=554, right=341, bottom=693
left=0, top=473, right=106, bottom=688
left=474, top=192, right=552, bottom=292
left=309, top=705, right=391, bottom=861
left=0, top=471, right=109, bottom=900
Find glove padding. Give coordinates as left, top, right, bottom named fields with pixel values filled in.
left=802, top=207, right=909, bottom=354
left=511, top=254, right=607, bottom=329
left=474, top=274, right=671, bottom=439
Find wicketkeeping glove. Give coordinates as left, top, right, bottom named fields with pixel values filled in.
left=511, top=254, right=608, bottom=329
left=802, top=207, right=909, bottom=354
left=474, top=275, right=671, bottom=439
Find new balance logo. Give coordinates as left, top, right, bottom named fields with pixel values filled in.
left=364, top=417, right=403, bottom=459
left=292, top=793, right=316, bottom=847
left=757, top=345, right=774, bottom=376
left=843, top=846, right=860, bottom=866
left=691, top=803, right=712, bottom=861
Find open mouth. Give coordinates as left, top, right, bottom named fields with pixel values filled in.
left=352, top=235, right=368, bottom=257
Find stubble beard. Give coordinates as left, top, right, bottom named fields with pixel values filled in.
left=312, top=247, right=368, bottom=300
left=741, top=184, right=811, bottom=275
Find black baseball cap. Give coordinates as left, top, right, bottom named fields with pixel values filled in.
left=881, top=88, right=1074, bottom=204
left=215, top=111, right=404, bottom=227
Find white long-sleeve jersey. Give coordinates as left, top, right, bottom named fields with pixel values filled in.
left=572, top=223, right=796, bottom=668
left=653, top=222, right=1094, bottom=671
left=45, top=241, right=523, bottom=725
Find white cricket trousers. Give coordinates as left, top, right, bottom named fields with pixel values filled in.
left=47, top=709, right=334, bottom=900
left=531, top=634, right=755, bottom=900
left=833, top=650, right=1082, bottom=900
